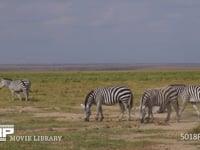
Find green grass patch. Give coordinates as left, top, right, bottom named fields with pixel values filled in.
left=188, top=125, right=200, bottom=134
left=0, top=70, right=199, bottom=149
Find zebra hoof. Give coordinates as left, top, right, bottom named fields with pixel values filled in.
left=100, top=117, right=104, bottom=122
left=84, top=118, right=89, bottom=122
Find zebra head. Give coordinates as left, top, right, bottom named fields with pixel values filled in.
left=81, top=90, right=94, bottom=121
left=80, top=103, right=91, bottom=122
left=0, top=78, right=12, bottom=88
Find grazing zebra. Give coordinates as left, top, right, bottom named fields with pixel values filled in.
left=81, top=86, right=134, bottom=121
left=177, top=85, right=200, bottom=118
left=0, top=78, right=31, bottom=101
left=154, top=84, right=186, bottom=113
left=139, top=86, right=179, bottom=123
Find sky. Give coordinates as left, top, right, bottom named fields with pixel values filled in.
left=0, top=0, right=200, bottom=64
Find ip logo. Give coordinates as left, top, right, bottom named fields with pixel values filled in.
left=0, top=125, right=14, bottom=141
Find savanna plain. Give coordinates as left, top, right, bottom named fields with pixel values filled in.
left=0, top=69, right=200, bottom=150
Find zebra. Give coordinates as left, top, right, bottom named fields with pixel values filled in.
left=155, top=84, right=186, bottom=113
left=177, top=85, right=200, bottom=118
left=0, top=78, right=31, bottom=101
left=169, top=84, right=200, bottom=118
left=169, top=84, right=186, bottom=97
left=139, top=86, right=179, bottom=123
left=81, top=86, right=134, bottom=122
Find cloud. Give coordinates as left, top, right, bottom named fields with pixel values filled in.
left=0, top=1, right=74, bottom=36
left=85, top=0, right=200, bottom=35
left=1, top=0, right=200, bottom=64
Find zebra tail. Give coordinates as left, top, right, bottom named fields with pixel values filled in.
left=130, top=92, right=134, bottom=109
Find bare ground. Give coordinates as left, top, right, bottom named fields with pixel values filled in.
left=0, top=106, right=199, bottom=150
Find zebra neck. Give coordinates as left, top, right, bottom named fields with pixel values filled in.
left=87, top=97, right=96, bottom=108
left=0, top=81, right=11, bottom=88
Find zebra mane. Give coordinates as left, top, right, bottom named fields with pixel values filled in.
left=2, top=78, right=13, bottom=81
left=84, top=90, right=94, bottom=107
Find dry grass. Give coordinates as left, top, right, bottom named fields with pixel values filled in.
left=0, top=70, right=199, bottom=149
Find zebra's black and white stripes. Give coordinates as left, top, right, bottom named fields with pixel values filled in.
left=0, top=78, right=31, bottom=101
left=81, top=86, right=134, bottom=121
left=169, top=84, right=186, bottom=97
left=170, top=84, right=200, bottom=118
left=139, top=86, right=179, bottom=123
left=180, top=86, right=200, bottom=117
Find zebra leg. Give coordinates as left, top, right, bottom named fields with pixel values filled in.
left=140, top=108, right=146, bottom=123
left=145, top=106, right=154, bottom=123
left=165, top=104, right=172, bottom=123
left=172, top=101, right=180, bottom=123
left=119, top=102, right=125, bottom=121
left=145, top=107, right=151, bottom=122
left=10, top=91, right=15, bottom=101
left=149, top=106, right=154, bottom=122
left=16, top=93, right=22, bottom=100
left=23, top=89, right=28, bottom=101
left=124, top=102, right=132, bottom=121
left=179, top=100, right=188, bottom=119
left=192, top=103, right=200, bottom=117
left=99, top=106, right=104, bottom=121
left=128, top=104, right=132, bottom=121
left=96, top=102, right=102, bottom=121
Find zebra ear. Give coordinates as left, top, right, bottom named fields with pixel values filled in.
left=80, top=104, right=85, bottom=109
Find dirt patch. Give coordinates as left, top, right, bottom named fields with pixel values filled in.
left=33, top=112, right=82, bottom=121
left=110, top=110, right=200, bottom=150
left=1, top=105, right=199, bottom=149
left=0, top=106, right=42, bottom=113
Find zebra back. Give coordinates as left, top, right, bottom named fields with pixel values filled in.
left=0, top=78, right=12, bottom=88
left=160, top=86, right=178, bottom=100
left=140, top=86, right=179, bottom=111
left=8, top=79, right=30, bottom=92
left=169, top=84, right=186, bottom=97
left=158, top=86, right=179, bottom=111
left=2, top=78, right=12, bottom=81
left=181, top=85, right=200, bottom=102
left=140, top=89, right=159, bottom=107
left=85, top=86, right=133, bottom=106
left=83, top=86, right=133, bottom=121
left=21, top=79, right=31, bottom=90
